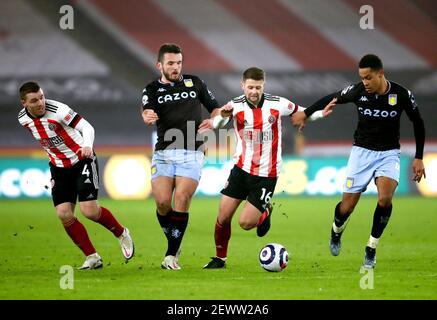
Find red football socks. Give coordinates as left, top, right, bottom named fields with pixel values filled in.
left=215, top=219, right=231, bottom=259
left=63, top=218, right=96, bottom=256
left=96, top=207, right=124, bottom=238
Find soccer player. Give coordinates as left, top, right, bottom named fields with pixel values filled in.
left=291, top=54, right=426, bottom=269
left=18, top=81, right=134, bottom=270
left=141, top=43, right=221, bottom=270
left=202, top=67, right=324, bottom=269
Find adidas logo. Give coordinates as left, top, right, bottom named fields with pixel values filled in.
left=359, top=96, right=369, bottom=102
left=84, top=178, right=91, bottom=184
left=157, top=88, right=166, bottom=92
left=86, top=193, right=94, bottom=199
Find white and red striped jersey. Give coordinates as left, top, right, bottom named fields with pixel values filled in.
left=18, top=99, right=87, bottom=168
left=229, top=93, right=307, bottom=177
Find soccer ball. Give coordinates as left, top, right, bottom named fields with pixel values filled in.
left=259, top=243, right=289, bottom=272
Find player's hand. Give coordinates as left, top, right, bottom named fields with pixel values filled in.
left=291, top=111, right=307, bottom=132
left=323, top=98, right=337, bottom=117
left=412, top=158, right=426, bottom=182
left=220, top=104, right=234, bottom=118
left=197, top=119, right=214, bottom=134
left=142, top=109, right=159, bottom=125
left=76, top=146, right=93, bottom=159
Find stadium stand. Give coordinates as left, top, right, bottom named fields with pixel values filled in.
left=0, top=0, right=109, bottom=77
left=1, top=0, right=436, bottom=154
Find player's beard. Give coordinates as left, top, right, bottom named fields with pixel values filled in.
left=163, top=70, right=181, bottom=83
left=248, top=95, right=260, bottom=106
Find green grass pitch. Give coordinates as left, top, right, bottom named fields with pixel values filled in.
left=0, top=197, right=436, bottom=300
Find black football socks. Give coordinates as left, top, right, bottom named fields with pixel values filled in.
left=166, top=210, right=189, bottom=256
left=333, top=201, right=351, bottom=232
left=371, top=203, right=392, bottom=238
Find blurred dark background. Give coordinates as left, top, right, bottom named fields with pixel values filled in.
left=1, top=0, right=436, bottom=155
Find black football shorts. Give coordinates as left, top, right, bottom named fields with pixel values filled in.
left=49, top=157, right=99, bottom=206
left=221, top=165, right=277, bottom=213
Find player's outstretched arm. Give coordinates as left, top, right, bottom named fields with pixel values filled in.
left=291, top=97, right=337, bottom=131
left=198, top=107, right=221, bottom=133
left=291, top=111, right=308, bottom=132
left=219, top=104, right=234, bottom=118
left=198, top=104, right=233, bottom=133
left=322, top=97, right=337, bottom=117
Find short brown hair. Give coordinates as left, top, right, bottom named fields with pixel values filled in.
left=19, top=81, right=40, bottom=100
left=243, top=67, right=265, bottom=81
left=157, top=43, right=182, bottom=62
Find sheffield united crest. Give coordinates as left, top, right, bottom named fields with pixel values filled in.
left=268, top=115, right=276, bottom=124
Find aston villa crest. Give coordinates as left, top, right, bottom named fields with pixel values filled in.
left=184, top=79, right=194, bottom=87
left=388, top=94, right=397, bottom=106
